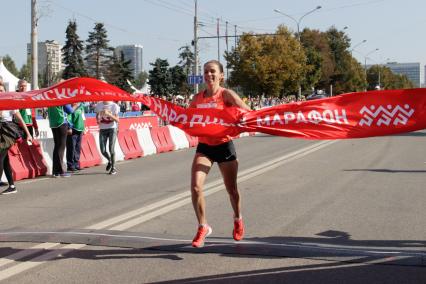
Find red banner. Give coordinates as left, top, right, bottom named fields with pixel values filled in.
left=1, top=77, right=426, bottom=139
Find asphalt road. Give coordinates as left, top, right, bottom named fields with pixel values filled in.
left=0, top=131, right=424, bottom=283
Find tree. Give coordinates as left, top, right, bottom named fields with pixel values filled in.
left=169, top=65, right=190, bottom=96
left=85, top=23, right=114, bottom=79
left=300, top=29, right=335, bottom=91
left=225, top=26, right=306, bottom=97
left=178, top=45, right=194, bottom=76
left=62, top=20, right=87, bottom=79
left=326, top=27, right=365, bottom=94
left=106, top=51, right=134, bottom=93
left=133, top=71, right=149, bottom=89
left=148, top=58, right=172, bottom=97
left=19, top=56, right=32, bottom=82
left=366, top=65, right=414, bottom=90
left=2, top=55, right=19, bottom=77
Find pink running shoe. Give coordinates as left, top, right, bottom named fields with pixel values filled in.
left=192, top=225, right=212, bottom=248
left=233, top=218, right=244, bottom=241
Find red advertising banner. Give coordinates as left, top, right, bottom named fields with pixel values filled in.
left=1, top=77, right=426, bottom=139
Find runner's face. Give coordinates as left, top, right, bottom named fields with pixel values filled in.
left=0, top=86, right=5, bottom=92
left=204, top=63, right=223, bottom=88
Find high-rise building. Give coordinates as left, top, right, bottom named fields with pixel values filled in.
left=424, top=65, right=426, bottom=87
left=384, top=62, right=420, bottom=87
left=115, top=44, right=143, bottom=78
left=27, top=40, right=63, bottom=77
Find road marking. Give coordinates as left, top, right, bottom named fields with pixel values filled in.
left=0, top=242, right=60, bottom=269
left=112, top=140, right=336, bottom=230
left=0, top=231, right=424, bottom=258
left=0, top=140, right=336, bottom=280
left=92, top=140, right=336, bottom=230
left=0, top=243, right=85, bottom=282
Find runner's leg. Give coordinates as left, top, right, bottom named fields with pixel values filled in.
left=218, top=159, right=241, bottom=218
left=191, top=153, right=213, bottom=225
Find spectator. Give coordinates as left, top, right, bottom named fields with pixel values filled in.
left=16, top=79, right=39, bottom=138
left=95, top=101, right=119, bottom=175
left=66, top=103, right=85, bottom=172
left=120, top=101, right=127, bottom=113
left=0, top=82, right=33, bottom=194
left=131, top=102, right=141, bottom=112
left=48, top=104, right=74, bottom=178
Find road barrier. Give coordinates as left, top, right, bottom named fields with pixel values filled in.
left=167, top=125, right=189, bottom=150
left=136, top=128, right=157, bottom=156
left=118, top=129, right=144, bottom=159
left=8, top=140, right=48, bottom=181
left=79, top=133, right=102, bottom=168
left=13, top=122, right=253, bottom=181
left=150, top=127, right=175, bottom=153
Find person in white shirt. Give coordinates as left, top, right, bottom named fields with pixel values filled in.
left=95, top=101, right=119, bottom=175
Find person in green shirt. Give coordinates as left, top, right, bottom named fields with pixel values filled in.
left=16, top=80, right=39, bottom=138
left=66, top=103, right=85, bottom=172
left=48, top=104, right=74, bottom=178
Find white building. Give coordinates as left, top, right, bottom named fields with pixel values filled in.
left=27, top=40, right=63, bottom=77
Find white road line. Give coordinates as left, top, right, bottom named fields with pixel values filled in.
left=0, top=244, right=85, bottom=282
left=0, top=140, right=336, bottom=281
left=1, top=231, right=423, bottom=257
left=0, top=243, right=60, bottom=269
left=92, top=140, right=336, bottom=230
left=112, top=140, right=336, bottom=231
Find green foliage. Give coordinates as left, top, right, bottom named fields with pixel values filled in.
left=326, top=27, right=365, bottom=94
left=18, top=57, right=32, bottom=82
left=85, top=23, right=114, bottom=79
left=178, top=45, right=194, bottom=76
left=301, top=46, right=322, bottom=92
left=177, top=45, right=194, bottom=94
left=225, top=26, right=306, bottom=97
left=106, top=51, right=134, bottom=93
left=169, top=65, right=191, bottom=96
left=2, top=55, right=19, bottom=77
left=62, top=20, right=87, bottom=79
left=148, top=58, right=172, bottom=97
left=300, top=29, right=335, bottom=90
left=366, top=65, right=414, bottom=90
left=133, top=71, right=149, bottom=89
left=17, top=56, right=46, bottom=88
left=148, top=57, right=192, bottom=98
left=224, top=23, right=414, bottom=96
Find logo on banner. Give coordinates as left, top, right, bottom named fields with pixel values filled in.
left=358, top=104, right=414, bottom=126
left=129, top=122, right=153, bottom=129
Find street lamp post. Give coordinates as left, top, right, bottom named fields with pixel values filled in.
left=193, top=0, right=199, bottom=94
left=371, top=57, right=389, bottom=90
left=350, top=39, right=367, bottom=56
left=274, top=6, right=321, bottom=101
left=363, top=48, right=379, bottom=90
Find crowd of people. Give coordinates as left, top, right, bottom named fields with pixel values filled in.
left=0, top=78, right=121, bottom=194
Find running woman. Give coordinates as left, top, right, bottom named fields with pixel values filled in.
left=189, top=60, right=251, bottom=247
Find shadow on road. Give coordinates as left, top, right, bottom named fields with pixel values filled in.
left=344, top=169, right=426, bottom=173
left=0, top=229, right=424, bottom=283
left=149, top=262, right=425, bottom=284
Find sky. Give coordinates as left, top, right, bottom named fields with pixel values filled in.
left=1, top=0, right=426, bottom=82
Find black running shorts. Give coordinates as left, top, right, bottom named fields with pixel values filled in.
left=196, top=141, right=237, bottom=163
